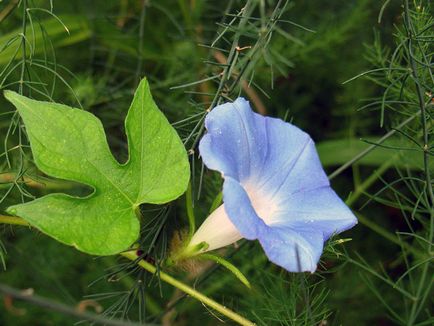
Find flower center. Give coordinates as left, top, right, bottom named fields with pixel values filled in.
left=243, top=182, right=281, bottom=226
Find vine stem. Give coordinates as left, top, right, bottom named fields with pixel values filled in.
left=120, top=251, right=255, bottom=326
left=0, top=214, right=29, bottom=226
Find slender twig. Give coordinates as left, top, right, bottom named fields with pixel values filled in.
left=0, top=0, right=19, bottom=23
left=0, top=215, right=29, bottom=226
left=346, top=155, right=395, bottom=207
left=0, top=173, right=75, bottom=190
left=213, top=50, right=267, bottom=115
left=0, top=283, right=149, bottom=326
left=343, top=156, right=426, bottom=257
left=19, top=0, right=28, bottom=95
left=403, top=0, right=434, bottom=208
left=354, top=213, right=424, bottom=258
left=328, top=111, right=420, bottom=180
left=135, top=0, right=147, bottom=84
left=188, top=0, right=257, bottom=152
left=403, top=2, right=433, bottom=324
left=120, top=251, right=255, bottom=326
left=185, top=182, right=196, bottom=240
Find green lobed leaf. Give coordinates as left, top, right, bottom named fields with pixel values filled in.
left=4, top=78, right=190, bottom=255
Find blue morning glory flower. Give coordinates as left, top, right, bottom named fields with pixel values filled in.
left=189, top=98, right=357, bottom=272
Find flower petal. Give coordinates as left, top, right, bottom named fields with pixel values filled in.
left=223, top=176, right=324, bottom=272
left=270, top=186, right=358, bottom=240
left=258, top=225, right=324, bottom=272
left=200, top=97, right=329, bottom=194
left=253, top=117, right=319, bottom=190
left=199, top=98, right=267, bottom=182
left=223, top=176, right=266, bottom=239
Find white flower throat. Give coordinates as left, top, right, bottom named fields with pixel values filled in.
left=189, top=181, right=281, bottom=252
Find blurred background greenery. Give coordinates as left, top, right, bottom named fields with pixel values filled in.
left=0, top=0, right=432, bottom=325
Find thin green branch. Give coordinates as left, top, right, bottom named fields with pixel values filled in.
left=18, top=0, right=27, bottom=94
left=328, top=111, right=420, bottom=180
left=135, top=0, right=147, bottom=84
left=188, top=0, right=257, bottom=152
left=403, top=2, right=433, bottom=324
left=0, top=283, right=148, bottom=326
left=120, top=251, right=255, bottom=326
left=404, top=0, right=434, bottom=209
left=199, top=253, right=251, bottom=288
left=186, top=182, right=195, bottom=240
left=0, top=214, right=29, bottom=226
left=346, top=157, right=395, bottom=206
left=354, top=213, right=425, bottom=258
left=347, top=254, right=416, bottom=301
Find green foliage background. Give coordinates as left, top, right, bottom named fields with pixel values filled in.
left=0, top=0, right=432, bottom=325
